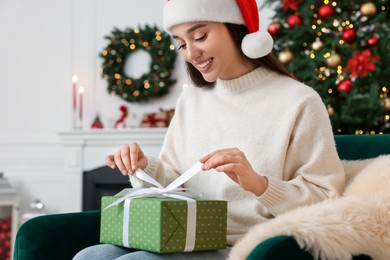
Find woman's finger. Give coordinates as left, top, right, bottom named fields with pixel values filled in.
left=129, top=143, right=140, bottom=171
left=105, top=154, right=116, bottom=169
left=114, top=150, right=128, bottom=175
left=202, top=149, right=242, bottom=170
left=120, top=144, right=132, bottom=172
left=200, top=148, right=237, bottom=163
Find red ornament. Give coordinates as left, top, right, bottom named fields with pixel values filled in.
left=91, top=115, right=104, bottom=129
left=344, top=49, right=380, bottom=78
left=367, top=36, right=379, bottom=47
left=0, top=217, right=11, bottom=260
left=337, top=79, right=353, bottom=93
left=283, top=0, right=303, bottom=12
left=342, top=28, right=357, bottom=43
left=268, top=21, right=281, bottom=37
left=287, top=14, right=303, bottom=28
left=318, top=5, right=334, bottom=18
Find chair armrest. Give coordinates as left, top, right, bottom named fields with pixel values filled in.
left=14, top=210, right=101, bottom=260
left=247, top=236, right=371, bottom=260
left=247, top=236, right=313, bottom=260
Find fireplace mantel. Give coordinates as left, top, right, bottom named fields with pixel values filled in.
left=58, top=128, right=167, bottom=212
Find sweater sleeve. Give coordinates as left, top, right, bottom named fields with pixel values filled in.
left=257, top=94, right=345, bottom=216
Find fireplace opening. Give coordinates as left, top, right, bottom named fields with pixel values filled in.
left=82, top=166, right=132, bottom=211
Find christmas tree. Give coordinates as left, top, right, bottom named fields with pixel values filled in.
left=262, top=0, right=390, bottom=134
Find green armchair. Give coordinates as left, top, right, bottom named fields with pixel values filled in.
left=14, top=135, right=390, bottom=260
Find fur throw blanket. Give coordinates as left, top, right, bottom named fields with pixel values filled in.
left=229, top=155, right=390, bottom=260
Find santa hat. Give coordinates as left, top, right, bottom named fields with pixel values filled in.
left=163, top=0, right=273, bottom=59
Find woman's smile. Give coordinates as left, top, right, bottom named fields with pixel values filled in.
left=195, top=58, right=213, bottom=73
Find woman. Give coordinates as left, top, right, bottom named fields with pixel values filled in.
left=74, top=0, right=345, bottom=259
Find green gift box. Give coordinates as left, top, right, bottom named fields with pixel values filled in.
left=100, top=196, right=227, bottom=253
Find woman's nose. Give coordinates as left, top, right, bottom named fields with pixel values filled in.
left=185, top=44, right=201, bottom=61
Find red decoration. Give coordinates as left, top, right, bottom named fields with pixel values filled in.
left=268, top=21, right=281, bottom=37
left=283, top=0, right=302, bottom=12
left=140, top=112, right=167, bottom=128
left=367, top=35, right=379, bottom=47
left=0, top=217, right=11, bottom=260
left=344, top=50, right=380, bottom=78
left=342, top=28, right=357, bottom=43
left=91, top=115, right=104, bottom=129
left=287, top=14, right=303, bottom=28
left=114, top=105, right=129, bottom=128
left=78, top=86, right=85, bottom=124
left=318, top=5, right=334, bottom=18
left=337, top=79, right=353, bottom=93
left=72, top=76, right=78, bottom=111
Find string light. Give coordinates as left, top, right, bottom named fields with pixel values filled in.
left=272, top=0, right=389, bottom=133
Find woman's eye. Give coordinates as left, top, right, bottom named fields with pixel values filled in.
left=195, top=34, right=207, bottom=41
left=176, top=34, right=206, bottom=50
left=178, top=44, right=186, bottom=50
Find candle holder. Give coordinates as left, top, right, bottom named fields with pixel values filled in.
left=73, top=108, right=78, bottom=129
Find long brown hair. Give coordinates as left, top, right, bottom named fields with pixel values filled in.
left=185, top=23, right=294, bottom=87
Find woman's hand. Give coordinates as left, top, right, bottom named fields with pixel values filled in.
left=105, top=142, right=148, bottom=176
left=200, top=148, right=268, bottom=196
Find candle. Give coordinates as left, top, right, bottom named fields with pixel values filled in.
left=79, top=86, right=85, bottom=127
left=72, top=75, right=78, bottom=110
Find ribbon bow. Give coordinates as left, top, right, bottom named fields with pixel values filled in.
left=104, top=162, right=203, bottom=251
left=105, top=161, right=203, bottom=209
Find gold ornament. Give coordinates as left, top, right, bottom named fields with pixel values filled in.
left=312, top=38, right=323, bottom=50
left=326, top=52, right=341, bottom=68
left=278, top=50, right=293, bottom=64
left=384, top=97, right=390, bottom=111
left=360, top=2, right=377, bottom=17
left=327, top=104, right=335, bottom=116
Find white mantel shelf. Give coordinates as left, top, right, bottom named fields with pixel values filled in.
left=58, top=128, right=168, bottom=144
left=57, top=128, right=167, bottom=213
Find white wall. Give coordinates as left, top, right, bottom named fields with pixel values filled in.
left=0, top=0, right=274, bottom=215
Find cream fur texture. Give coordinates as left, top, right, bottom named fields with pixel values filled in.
left=229, top=155, right=390, bottom=260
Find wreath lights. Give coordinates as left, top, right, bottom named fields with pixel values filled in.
left=100, top=25, right=177, bottom=102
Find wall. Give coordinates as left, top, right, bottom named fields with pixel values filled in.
left=0, top=0, right=274, bottom=215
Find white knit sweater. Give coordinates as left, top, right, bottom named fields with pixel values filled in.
left=130, top=66, right=345, bottom=245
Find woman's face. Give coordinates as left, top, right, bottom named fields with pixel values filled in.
left=171, top=22, right=254, bottom=82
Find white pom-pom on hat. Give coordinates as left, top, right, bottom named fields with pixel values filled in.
left=163, top=0, right=273, bottom=59
left=242, top=31, right=274, bottom=59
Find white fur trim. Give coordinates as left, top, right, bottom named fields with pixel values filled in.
left=242, top=32, right=274, bottom=58
left=163, top=0, right=245, bottom=32
left=229, top=155, right=390, bottom=259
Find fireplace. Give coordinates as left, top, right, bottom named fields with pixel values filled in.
left=58, top=128, right=167, bottom=213
left=82, top=166, right=132, bottom=211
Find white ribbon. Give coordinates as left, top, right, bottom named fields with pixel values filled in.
left=105, top=162, right=203, bottom=251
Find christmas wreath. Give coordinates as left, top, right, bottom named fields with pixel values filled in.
left=100, top=25, right=177, bottom=102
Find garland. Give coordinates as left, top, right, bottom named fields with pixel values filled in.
left=100, top=25, right=177, bottom=102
